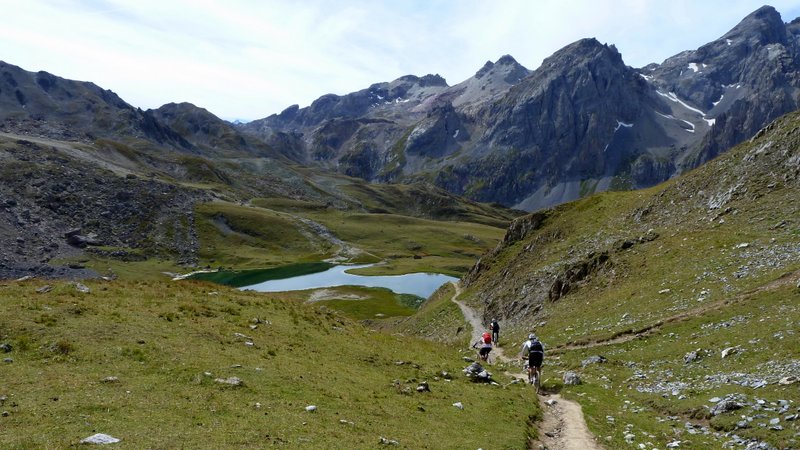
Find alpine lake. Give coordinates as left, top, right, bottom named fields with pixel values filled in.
left=189, top=262, right=458, bottom=320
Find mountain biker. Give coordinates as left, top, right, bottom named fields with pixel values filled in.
left=520, top=333, right=544, bottom=390
left=473, top=330, right=493, bottom=362
left=490, top=319, right=500, bottom=345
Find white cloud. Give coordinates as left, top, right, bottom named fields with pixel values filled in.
left=1, top=0, right=799, bottom=121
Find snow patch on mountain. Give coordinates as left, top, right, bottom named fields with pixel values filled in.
left=615, top=121, right=634, bottom=131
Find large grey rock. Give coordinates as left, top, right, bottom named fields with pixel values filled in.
left=711, top=399, right=743, bottom=416
left=563, top=371, right=582, bottom=385
left=462, top=362, right=492, bottom=382
left=581, top=355, right=607, bottom=367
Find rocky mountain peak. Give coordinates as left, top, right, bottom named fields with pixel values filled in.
left=496, top=54, right=519, bottom=66
left=540, top=38, right=623, bottom=73
left=723, top=5, right=788, bottom=45
left=418, top=74, right=448, bottom=87
left=475, top=60, right=495, bottom=79
left=475, top=54, right=527, bottom=81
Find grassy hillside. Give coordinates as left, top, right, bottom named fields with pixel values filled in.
left=408, top=111, right=800, bottom=448
left=0, top=278, right=539, bottom=449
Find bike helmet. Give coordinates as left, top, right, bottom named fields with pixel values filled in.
left=528, top=333, right=536, bottom=340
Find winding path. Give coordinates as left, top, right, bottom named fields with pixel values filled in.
left=449, top=282, right=602, bottom=450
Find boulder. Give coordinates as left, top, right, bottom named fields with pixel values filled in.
left=462, top=362, right=492, bottom=382
left=581, top=355, right=607, bottom=367
left=710, top=399, right=743, bottom=416
left=721, top=346, right=740, bottom=359
left=563, top=371, right=581, bottom=385
left=684, top=349, right=703, bottom=364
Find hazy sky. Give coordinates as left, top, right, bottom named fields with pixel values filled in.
left=3, top=1, right=800, bottom=121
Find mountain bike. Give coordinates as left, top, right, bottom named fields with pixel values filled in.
left=523, top=360, right=541, bottom=392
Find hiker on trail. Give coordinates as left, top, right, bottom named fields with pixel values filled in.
left=490, top=318, right=500, bottom=344
left=472, top=330, right=493, bottom=362
left=520, top=333, right=544, bottom=389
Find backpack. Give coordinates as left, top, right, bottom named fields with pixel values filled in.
left=482, top=332, right=492, bottom=344
left=528, top=340, right=544, bottom=355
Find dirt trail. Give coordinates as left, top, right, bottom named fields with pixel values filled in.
left=449, top=282, right=602, bottom=450
left=551, top=268, right=800, bottom=354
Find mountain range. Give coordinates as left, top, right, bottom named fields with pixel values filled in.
left=239, top=5, right=800, bottom=210
left=1, top=5, right=799, bottom=276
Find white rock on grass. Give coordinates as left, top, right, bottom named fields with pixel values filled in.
left=452, top=402, right=464, bottom=410
left=80, top=433, right=120, bottom=444
left=721, top=346, right=740, bottom=359
left=214, top=377, right=243, bottom=386
left=305, top=405, right=317, bottom=412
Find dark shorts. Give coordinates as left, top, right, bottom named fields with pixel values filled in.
left=528, top=351, right=543, bottom=368
left=479, top=347, right=491, bottom=357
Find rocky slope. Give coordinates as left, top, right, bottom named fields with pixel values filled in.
left=441, top=107, right=800, bottom=450
left=0, top=61, right=190, bottom=150
left=239, top=6, right=800, bottom=212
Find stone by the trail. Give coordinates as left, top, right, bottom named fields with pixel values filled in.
left=1, top=411, right=8, bottom=417
left=305, top=405, right=317, bottom=412
left=102, top=376, right=120, bottom=383
left=711, top=399, right=743, bottom=416
left=0, top=343, right=11, bottom=353
left=452, top=402, right=464, bottom=410
left=0, top=395, right=7, bottom=405
left=545, top=399, right=557, bottom=406
left=3, top=358, right=12, bottom=364
left=462, top=362, right=491, bottom=382
left=769, top=418, right=780, bottom=425
left=233, top=332, right=252, bottom=340
left=666, top=440, right=681, bottom=448
left=73, top=282, right=90, bottom=293
left=778, top=376, right=797, bottom=385
left=36, top=285, right=52, bottom=293
left=80, top=433, right=120, bottom=444
left=709, top=397, right=722, bottom=403
left=15, top=275, right=34, bottom=282
left=379, top=436, right=399, bottom=445
left=721, top=346, right=740, bottom=359
left=416, top=382, right=430, bottom=392
left=563, top=371, right=581, bottom=385
left=462, top=356, right=475, bottom=362
left=214, top=377, right=243, bottom=386
left=440, top=371, right=452, bottom=380
left=581, top=355, right=606, bottom=367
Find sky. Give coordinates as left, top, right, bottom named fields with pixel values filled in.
left=3, top=1, right=800, bottom=122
